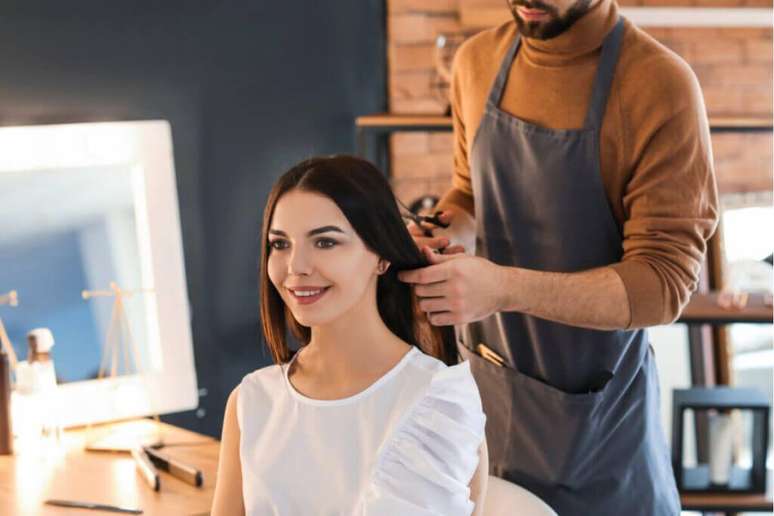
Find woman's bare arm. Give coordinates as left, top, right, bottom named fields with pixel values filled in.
left=211, top=387, right=246, bottom=516
left=470, top=439, right=489, bottom=516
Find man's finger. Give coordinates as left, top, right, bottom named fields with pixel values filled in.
left=398, top=263, right=450, bottom=284
left=415, top=282, right=447, bottom=298
left=427, top=311, right=456, bottom=326
left=436, top=211, right=453, bottom=225
left=408, top=219, right=445, bottom=236
left=410, top=235, right=449, bottom=250
left=418, top=297, right=450, bottom=313
left=423, top=245, right=459, bottom=264
left=442, top=245, right=466, bottom=255
left=406, top=221, right=426, bottom=237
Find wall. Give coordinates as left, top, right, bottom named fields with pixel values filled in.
left=0, top=0, right=386, bottom=437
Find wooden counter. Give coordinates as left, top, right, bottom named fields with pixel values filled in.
left=1, top=418, right=771, bottom=514
left=0, top=419, right=219, bottom=515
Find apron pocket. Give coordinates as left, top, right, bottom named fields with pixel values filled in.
left=459, top=344, right=605, bottom=488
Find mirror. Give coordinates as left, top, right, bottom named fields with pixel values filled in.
left=0, top=164, right=152, bottom=382
left=0, top=121, right=197, bottom=427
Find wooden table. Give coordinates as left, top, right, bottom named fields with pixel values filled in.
left=0, top=419, right=219, bottom=515
left=2, top=417, right=771, bottom=515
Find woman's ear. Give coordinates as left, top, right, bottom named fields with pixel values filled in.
left=377, top=259, right=391, bottom=275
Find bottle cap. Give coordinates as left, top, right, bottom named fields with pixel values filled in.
left=27, top=328, right=55, bottom=357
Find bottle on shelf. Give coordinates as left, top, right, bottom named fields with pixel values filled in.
left=13, top=328, right=62, bottom=453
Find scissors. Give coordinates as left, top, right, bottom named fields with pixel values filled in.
left=396, top=197, right=450, bottom=239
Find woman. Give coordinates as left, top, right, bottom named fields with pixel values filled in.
left=211, top=156, right=487, bottom=516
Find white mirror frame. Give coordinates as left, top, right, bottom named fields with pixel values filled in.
left=0, top=120, right=198, bottom=427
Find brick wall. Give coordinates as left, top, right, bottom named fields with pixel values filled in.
left=386, top=0, right=773, bottom=205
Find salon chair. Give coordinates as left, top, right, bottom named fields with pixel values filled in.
left=484, top=475, right=557, bottom=516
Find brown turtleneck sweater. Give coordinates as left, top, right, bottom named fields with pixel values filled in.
left=440, top=0, right=719, bottom=329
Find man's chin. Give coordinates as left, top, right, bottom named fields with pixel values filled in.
left=513, top=14, right=571, bottom=40
left=512, top=0, right=593, bottom=40
left=514, top=17, right=555, bottom=39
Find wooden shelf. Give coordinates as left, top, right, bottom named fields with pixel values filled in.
left=680, top=490, right=773, bottom=512
left=678, top=292, right=773, bottom=324
left=355, top=114, right=451, bottom=129
left=459, top=6, right=774, bottom=30
left=711, top=116, right=773, bottom=130
left=356, top=113, right=772, bottom=132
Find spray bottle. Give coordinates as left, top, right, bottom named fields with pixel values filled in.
left=14, top=328, right=62, bottom=451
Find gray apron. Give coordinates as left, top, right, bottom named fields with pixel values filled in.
left=457, top=19, right=680, bottom=515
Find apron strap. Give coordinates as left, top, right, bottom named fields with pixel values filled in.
left=583, top=18, right=625, bottom=130
left=486, top=34, right=522, bottom=109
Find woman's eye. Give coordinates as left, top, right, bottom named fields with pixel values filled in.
left=315, top=238, right=337, bottom=249
left=269, top=240, right=288, bottom=251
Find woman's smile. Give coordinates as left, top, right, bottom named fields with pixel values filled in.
left=286, top=285, right=332, bottom=305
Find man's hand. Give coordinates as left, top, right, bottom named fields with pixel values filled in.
left=406, top=205, right=476, bottom=255
left=406, top=211, right=466, bottom=255
left=398, top=246, right=507, bottom=326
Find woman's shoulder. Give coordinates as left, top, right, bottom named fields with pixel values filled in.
left=361, top=354, right=486, bottom=513
left=234, top=363, right=290, bottom=431
left=406, top=350, right=483, bottom=403
left=409, top=352, right=485, bottom=431
left=241, top=362, right=285, bottom=386
left=237, top=363, right=288, bottom=404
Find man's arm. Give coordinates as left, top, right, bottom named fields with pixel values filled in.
left=401, top=249, right=631, bottom=330
left=607, top=57, right=718, bottom=328
left=427, top=41, right=478, bottom=255
left=499, top=265, right=630, bottom=330
left=440, top=39, right=476, bottom=220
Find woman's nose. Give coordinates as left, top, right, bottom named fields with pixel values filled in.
left=288, top=247, right=312, bottom=276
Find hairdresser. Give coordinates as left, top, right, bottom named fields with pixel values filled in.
left=397, top=0, right=718, bottom=513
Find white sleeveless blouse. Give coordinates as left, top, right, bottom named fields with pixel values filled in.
left=236, top=347, right=486, bottom=516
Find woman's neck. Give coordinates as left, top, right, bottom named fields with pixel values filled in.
left=290, top=285, right=412, bottom=397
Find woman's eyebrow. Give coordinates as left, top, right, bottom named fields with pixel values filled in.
left=268, top=226, right=346, bottom=237
left=307, top=225, right=346, bottom=236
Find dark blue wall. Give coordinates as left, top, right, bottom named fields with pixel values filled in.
left=0, top=1, right=386, bottom=436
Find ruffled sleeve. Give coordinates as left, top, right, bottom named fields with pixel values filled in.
left=359, top=361, right=486, bottom=516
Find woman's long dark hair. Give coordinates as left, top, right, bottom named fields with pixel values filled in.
left=259, top=155, right=457, bottom=366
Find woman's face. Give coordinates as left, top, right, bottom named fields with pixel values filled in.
left=267, top=189, right=383, bottom=328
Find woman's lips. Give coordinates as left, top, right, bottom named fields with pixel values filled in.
left=287, top=286, right=331, bottom=305
left=517, top=6, right=549, bottom=21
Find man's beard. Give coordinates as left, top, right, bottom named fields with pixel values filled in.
left=508, top=0, right=593, bottom=40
